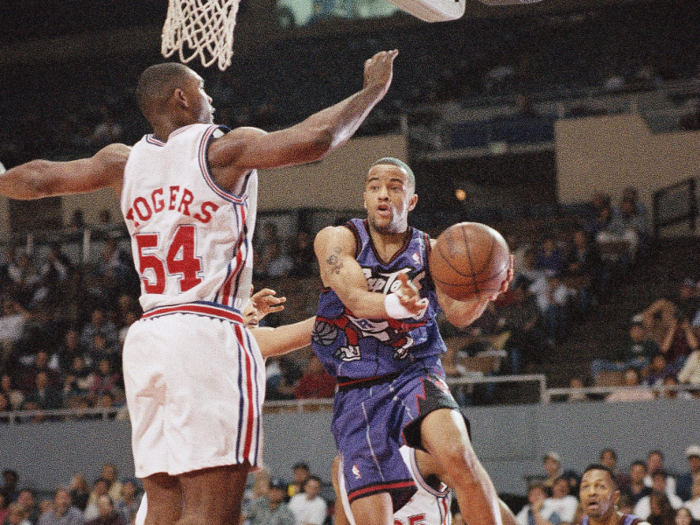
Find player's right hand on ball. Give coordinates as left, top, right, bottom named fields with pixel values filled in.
left=363, top=50, right=399, bottom=94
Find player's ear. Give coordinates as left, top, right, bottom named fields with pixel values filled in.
left=408, top=193, right=418, bottom=212
left=173, top=88, right=189, bottom=109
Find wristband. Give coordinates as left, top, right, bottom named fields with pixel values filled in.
left=384, top=292, right=413, bottom=319
left=384, top=293, right=428, bottom=320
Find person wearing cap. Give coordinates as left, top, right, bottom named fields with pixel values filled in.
left=590, top=318, right=658, bottom=385
left=543, top=453, right=563, bottom=492
left=676, top=446, right=700, bottom=501
left=245, top=478, right=295, bottom=525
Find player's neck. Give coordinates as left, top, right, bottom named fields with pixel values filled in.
left=368, top=226, right=409, bottom=261
left=588, top=511, right=625, bottom=525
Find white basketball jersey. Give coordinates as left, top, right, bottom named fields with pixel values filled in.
left=339, top=447, right=452, bottom=525
left=122, top=124, right=257, bottom=313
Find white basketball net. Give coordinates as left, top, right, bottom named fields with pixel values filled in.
left=161, top=0, right=240, bottom=71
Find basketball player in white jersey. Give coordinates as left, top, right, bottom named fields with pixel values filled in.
left=0, top=50, right=397, bottom=525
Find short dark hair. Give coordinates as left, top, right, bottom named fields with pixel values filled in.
left=600, top=448, right=617, bottom=461
left=305, top=475, right=322, bottom=486
left=293, top=462, right=309, bottom=471
left=631, top=460, right=647, bottom=470
left=582, top=464, right=617, bottom=490
left=136, top=63, right=192, bottom=117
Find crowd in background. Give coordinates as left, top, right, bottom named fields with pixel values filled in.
left=2, top=445, right=700, bottom=525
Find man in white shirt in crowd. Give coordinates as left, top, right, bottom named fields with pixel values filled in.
left=288, top=476, right=327, bottom=525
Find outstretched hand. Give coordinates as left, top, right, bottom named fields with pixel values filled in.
left=394, top=272, right=428, bottom=316
left=363, top=50, right=399, bottom=95
left=244, top=288, right=286, bottom=327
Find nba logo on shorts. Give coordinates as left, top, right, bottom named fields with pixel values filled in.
left=352, top=464, right=362, bottom=479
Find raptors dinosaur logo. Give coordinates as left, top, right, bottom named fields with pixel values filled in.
left=312, top=266, right=429, bottom=361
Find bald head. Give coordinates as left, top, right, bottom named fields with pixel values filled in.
left=136, top=63, right=194, bottom=120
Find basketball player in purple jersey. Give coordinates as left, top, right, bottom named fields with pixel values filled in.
left=0, top=50, right=397, bottom=525
left=579, top=465, right=648, bottom=525
left=311, top=158, right=515, bottom=525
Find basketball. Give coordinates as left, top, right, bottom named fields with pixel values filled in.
left=429, top=222, right=510, bottom=301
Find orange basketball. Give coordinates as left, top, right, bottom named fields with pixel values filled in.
left=429, top=222, right=510, bottom=301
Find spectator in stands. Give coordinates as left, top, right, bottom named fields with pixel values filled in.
left=566, top=377, right=589, bottom=402
left=18, top=351, right=62, bottom=394
left=642, top=354, right=677, bottom=389
left=544, top=477, right=578, bottom=524
left=266, top=357, right=303, bottom=401
left=645, top=451, right=678, bottom=499
left=7, top=252, right=41, bottom=307
left=542, top=452, right=564, bottom=493
left=0, top=392, right=12, bottom=422
left=293, top=356, right=335, bottom=400
left=245, top=478, right=295, bottom=525
left=68, top=474, right=90, bottom=512
left=685, top=478, right=700, bottom=519
left=88, top=359, right=121, bottom=406
left=39, top=244, right=72, bottom=286
left=255, top=223, right=281, bottom=265
left=599, top=449, right=630, bottom=493
left=590, top=317, right=658, bottom=384
left=1, top=470, right=19, bottom=504
left=636, top=473, right=683, bottom=519
left=605, top=368, right=654, bottom=402
left=597, top=197, right=647, bottom=270
left=37, top=488, right=84, bottom=525
left=90, top=239, right=132, bottom=305
left=63, top=355, right=95, bottom=407
left=617, top=187, right=648, bottom=225
left=115, top=478, right=141, bottom=524
left=676, top=446, right=700, bottom=502
left=0, top=298, right=30, bottom=370
left=564, top=228, right=607, bottom=306
left=22, top=371, right=63, bottom=414
left=85, top=334, right=119, bottom=370
left=674, top=508, right=698, bottom=525
left=623, top=461, right=653, bottom=506
left=79, top=309, right=118, bottom=352
left=535, top=237, right=565, bottom=277
left=585, top=202, right=613, bottom=240
left=677, top=350, right=700, bottom=389
left=1, top=374, right=24, bottom=411
left=287, top=464, right=310, bottom=500
left=5, top=503, right=31, bottom=525
left=99, top=465, right=122, bottom=505
left=288, top=476, right=327, bottom=525
left=515, top=482, right=561, bottom=525
left=500, top=281, right=545, bottom=373
left=84, top=480, right=109, bottom=522
left=260, top=242, right=294, bottom=280
left=16, top=490, right=39, bottom=525
left=529, top=272, right=576, bottom=346
left=85, top=495, right=125, bottom=525
left=0, top=493, right=8, bottom=525
left=288, top=231, right=316, bottom=279
left=643, top=280, right=700, bottom=346
left=644, top=492, right=678, bottom=525
left=660, top=314, right=698, bottom=369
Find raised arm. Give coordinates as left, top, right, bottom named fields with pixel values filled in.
left=315, top=225, right=425, bottom=319
left=208, top=51, right=398, bottom=192
left=0, top=143, right=129, bottom=200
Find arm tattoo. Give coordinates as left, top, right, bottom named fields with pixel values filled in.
left=327, top=247, right=343, bottom=274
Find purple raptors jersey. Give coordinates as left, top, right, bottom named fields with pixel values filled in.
left=312, top=218, right=445, bottom=380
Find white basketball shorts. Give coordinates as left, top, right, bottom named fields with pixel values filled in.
left=123, top=308, right=265, bottom=478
